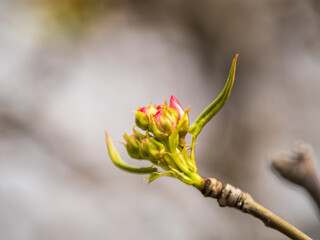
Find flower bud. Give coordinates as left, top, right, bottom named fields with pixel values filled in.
left=123, top=133, right=142, bottom=159
left=156, top=104, right=163, bottom=110
left=135, top=106, right=158, bottom=130
left=169, top=95, right=189, bottom=142
left=135, top=107, right=149, bottom=130
left=149, top=109, right=177, bottom=140
left=170, top=95, right=185, bottom=120
left=140, top=137, right=165, bottom=161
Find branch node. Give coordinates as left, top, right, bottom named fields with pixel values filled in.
left=201, top=178, right=252, bottom=209
left=201, top=178, right=223, bottom=198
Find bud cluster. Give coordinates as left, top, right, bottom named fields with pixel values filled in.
left=123, top=95, right=189, bottom=163
left=106, top=54, right=238, bottom=188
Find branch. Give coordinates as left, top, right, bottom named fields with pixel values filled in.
left=200, top=178, right=311, bottom=240
left=271, top=142, right=320, bottom=212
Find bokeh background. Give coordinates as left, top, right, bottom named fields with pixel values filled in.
left=1, top=0, right=320, bottom=239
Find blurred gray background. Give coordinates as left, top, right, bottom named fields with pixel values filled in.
left=0, top=0, right=319, bottom=239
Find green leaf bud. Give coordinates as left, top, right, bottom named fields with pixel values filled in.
left=123, top=133, right=142, bottom=159
left=140, top=136, right=165, bottom=161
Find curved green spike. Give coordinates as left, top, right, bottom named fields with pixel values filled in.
left=189, top=54, right=239, bottom=138
left=148, top=171, right=175, bottom=183
left=148, top=169, right=194, bottom=185
left=105, top=131, right=158, bottom=174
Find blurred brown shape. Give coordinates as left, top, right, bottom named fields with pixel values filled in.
left=28, top=0, right=112, bottom=39
left=271, top=142, right=320, bottom=213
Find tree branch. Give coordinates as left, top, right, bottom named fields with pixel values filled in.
left=200, top=178, right=311, bottom=240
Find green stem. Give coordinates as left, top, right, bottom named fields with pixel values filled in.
left=244, top=199, right=310, bottom=240
left=190, top=136, right=197, bottom=169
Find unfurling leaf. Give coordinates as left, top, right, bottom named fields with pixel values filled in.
left=189, top=54, right=238, bottom=138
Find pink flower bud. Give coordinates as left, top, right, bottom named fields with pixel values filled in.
left=139, top=107, right=148, bottom=114
left=150, top=109, right=177, bottom=140
left=155, top=110, right=177, bottom=130
left=156, top=104, right=163, bottom=110
left=169, top=95, right=190, bottom=145
left=135, top=106, right=157, bottom=130
left=153, top=110, right=163, bottom=126
left=170, top=95, right=184, bottom=120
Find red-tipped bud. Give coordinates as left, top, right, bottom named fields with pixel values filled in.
left=156, top=104, right=163, bottom=110
left=135, top=106, right=157, bottom=130
left=139, top=107, right=148, bottom=114
left=150, top=109, right=177, bottom=140
left=170, top=95, right=184, bottom=120
left=153, top=110, right=163, bottom=125
left=169, top=95, right=189, bottom=143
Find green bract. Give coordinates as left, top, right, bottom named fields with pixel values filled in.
left=189, top=54, right=238, bottom=138
left=106, top=54, right=238, bottom=189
